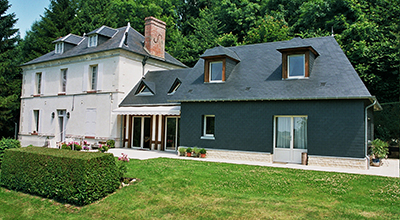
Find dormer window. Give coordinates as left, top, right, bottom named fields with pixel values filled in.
left=88, top=35, right=98, bottom=47
left=210, top=61, right=223, bottom=82
left=288, top=54, right=305, bottom=78
left=135, top=81, right=154, bottom=96
left=278, top=46, right=319, bottom=80
left=168, top=79, right=181, bottom=95
left=55, top=42, right=64, bottom=54
left=204, top=59, right=226, bottom=83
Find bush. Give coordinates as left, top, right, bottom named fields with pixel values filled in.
left=98, top=144, right=109, bottom=153
left=74, top=145, right=82, bottom=151
left=371, top=139, right=389, bottom=159
left=0, top=138, right=20, bottom=166
left=106, top=139, right=115, bottom=148
left=200, top=148, right=206, bottom=154
left=61, top=144, right=71, bottom=150
left=0, top=147, right=120, bottom=206
left=186, top=147, right=192, bottom=153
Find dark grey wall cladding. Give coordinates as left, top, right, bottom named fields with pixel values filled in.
left=180, top=100, right=366, bottom=158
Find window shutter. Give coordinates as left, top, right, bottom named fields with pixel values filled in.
left=40, top=71, right=45, bottom=95
left=97, top=63, right=103, bottom=91
left=31, top=72, right=35, bottom=95
left=82, top=66, right=88, bottom=92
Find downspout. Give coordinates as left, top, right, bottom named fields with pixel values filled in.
left=142, top=55, right=149, bottom=78
left=365, top=99, right=376, bottom=169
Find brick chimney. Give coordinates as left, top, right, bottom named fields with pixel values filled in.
left=144, top=17, right=166, bottom=59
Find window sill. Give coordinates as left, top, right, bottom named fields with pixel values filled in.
left=33, top=94, right=41, bottom=97
left=207, top=81, right=225, bottom=84
left=201, top=136, right=215, bottom=140
left=86, top=90, right=97, bottom=94
left=283, top=77, right=309, bottom=80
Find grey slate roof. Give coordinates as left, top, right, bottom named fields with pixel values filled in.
left=52, top=34, right=84, bottom=45
left=170, top=36, right=373, bottom=102
left=200, top=45, right=241, bottom=61
left=87, top=25, right=118, bottom=38
left=22, top=26, right=186, bottom=68
left=119, top=68, right=189, bottom=106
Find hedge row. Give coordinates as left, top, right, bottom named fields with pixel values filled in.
left=0, top=138, right=21, bottom=166
left=0, top=147, right=120, bottom=206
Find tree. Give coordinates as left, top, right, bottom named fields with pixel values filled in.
left=0, top=0, right=20, bottom=138
left=243, top=15, right=290, bottom=44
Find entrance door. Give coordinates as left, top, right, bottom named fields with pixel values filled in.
left=274, top=116, right=307, bottom=163
left=131, top=117, right=151, bottom=149
left=58, top=110, right=66, bottom=142
left=165, top=117, right=180, bottom=151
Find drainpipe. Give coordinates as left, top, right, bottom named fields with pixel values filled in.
left=142, top=55, right=149, bottom=78
left=365, top=99, right=376, bottom=169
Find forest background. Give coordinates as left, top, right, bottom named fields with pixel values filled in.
left=0, top=0, right=399, bottom=141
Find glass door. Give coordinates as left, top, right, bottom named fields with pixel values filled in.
left=165, top=117, right=179, bottom=151
left=131, top=117, right=151, bottom=149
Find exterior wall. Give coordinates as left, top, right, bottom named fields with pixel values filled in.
left=180, top=100, right=366, bottom=159
left=19, top=49, right=183, bottom=147
left=308, top=155, right=368, bottom=170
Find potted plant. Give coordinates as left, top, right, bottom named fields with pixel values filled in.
left=186, top=147, right=192, bottom=157
left=98, top=144, right=109, bottom=153
left=193, top=147, right=200, bottom=157
left=178, top=147, right=186, bottom=156
left=370, top=139, right=389, bottom=167
left=200, top=148, right=206, bottom=158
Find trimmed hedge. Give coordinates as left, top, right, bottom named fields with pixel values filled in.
left=0, top=138, right=21, bottom=166
left=0, top=147, right=120, bottom=206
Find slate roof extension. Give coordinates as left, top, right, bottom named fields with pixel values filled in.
left=171, top=36, right=375, bottom=103
left=23, top=25, right=186, bottom=68
left=119, top=68, right=189, bottom=106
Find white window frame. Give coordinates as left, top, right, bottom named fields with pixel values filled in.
left=287, top=54, right=305, bottom=79
left=55, top=42, right=64, bottom=54
left=88, top=35, right=98, bottom=47
left=209, top=61, right=223, bottom=83
left=60, top=69, right=67, bottom=93
left=89, top=65, right=98, bottom=91
left=35, top=72, right=42, bottom=95
left=33, top=110, right=40, bottom=133
left=201, top=115, right=215, bottom=140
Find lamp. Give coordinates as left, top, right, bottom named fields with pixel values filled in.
left=51, top=112, right=55, bottom=118
left=67, top=112, right=70, bottom=118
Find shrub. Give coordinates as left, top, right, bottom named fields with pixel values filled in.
left=371, top=139, right=389, bottom=159
left=61, top=144, right=71, bottom=150
left=74, top=145, right=82, bottom=151
left=0, top=147, right=120, bottom=206
left=200, top=148, right=206, bottom=154
left=178, top=147, right=186, bottom=156
left=0, top=138, right=20, bottom=166
left=106, top=139, right=115, bottom=148
left=98, top=144, right=109, bottom=153
left=186, top=147, right=192, bottom=153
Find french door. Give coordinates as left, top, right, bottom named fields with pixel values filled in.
left=165, top=117, right=180, bottom=151
left=273, top=116, right=307, bottom=163
left=131, top=117, right=151, bottom=149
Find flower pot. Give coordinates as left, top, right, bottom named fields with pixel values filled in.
left=186, top=152, right=191, bottom=157
left=371, top=158, right=381, bottom=167
left=200, top=153, right=206, bottom=158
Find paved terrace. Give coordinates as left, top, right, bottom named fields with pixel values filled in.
left=109, top=148, right=399, bottom=178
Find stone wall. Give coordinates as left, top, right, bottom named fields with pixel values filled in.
left=308, top=155, right=368, bottom=170
left=205, top=149, right=273, bottom=163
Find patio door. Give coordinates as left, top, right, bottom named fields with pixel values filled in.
left=58, top=110, right=66, bottom=142
left=131, top=117, right=151, bottom=149
left=165, top=117, right=180, bottom=151
left=273, top=116, right=307, bottom=163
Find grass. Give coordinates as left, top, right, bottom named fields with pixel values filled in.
left=1, top=158, right=399, bottom=219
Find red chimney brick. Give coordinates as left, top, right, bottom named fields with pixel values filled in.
left=144, top=17, right=166, bottom=59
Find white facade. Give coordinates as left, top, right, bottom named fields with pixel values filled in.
left=19, top=49, right=183, bottom=147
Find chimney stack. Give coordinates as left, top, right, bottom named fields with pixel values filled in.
left=144, top=17, right=166, bottom=59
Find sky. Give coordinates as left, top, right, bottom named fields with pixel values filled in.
left=7, top=0, right=50, bottom=38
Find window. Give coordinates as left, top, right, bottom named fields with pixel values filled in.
left=168, top=79, right=181, bottom=95
left=35, top=72, right=42, bottom=95
left=135, top=82, right=154, bottom=96
left=60, top=69, right=67, bottom=93
left=55, top=42, right=64, bottom=54
left=204, top=59, right=226, bottom=83
left=33, top=110, right=39, bottom=133
left=90, top=65, right=97, bottom=91
left=201, top=115, right=215, bottom=139
left=88, top=35, right=98, bottom=47
left=288, top=54, right=305, bottom=78
left=209, top=61, right=223, bottom=82
left=275, top=116, right=307, bottom=149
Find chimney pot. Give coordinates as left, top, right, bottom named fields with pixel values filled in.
left=144, top=17, right=166, bottom=59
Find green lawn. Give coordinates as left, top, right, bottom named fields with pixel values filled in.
left=1, top=158, right=399, bottom=219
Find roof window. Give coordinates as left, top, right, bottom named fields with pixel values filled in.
left=88, top=35, right=98, bottom=47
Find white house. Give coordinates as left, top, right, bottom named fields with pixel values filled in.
left=19, top=17, right=186, bottom=148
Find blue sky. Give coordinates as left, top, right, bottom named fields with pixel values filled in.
left=7, top=0, right=50, bottom=38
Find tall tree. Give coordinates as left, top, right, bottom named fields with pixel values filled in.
left=0, top=0, right=20, bottom=138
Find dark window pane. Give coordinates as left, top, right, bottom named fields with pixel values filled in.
left=205, top=116, right=215, bottom=135
left=288, top=55, right=305, bottom=77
